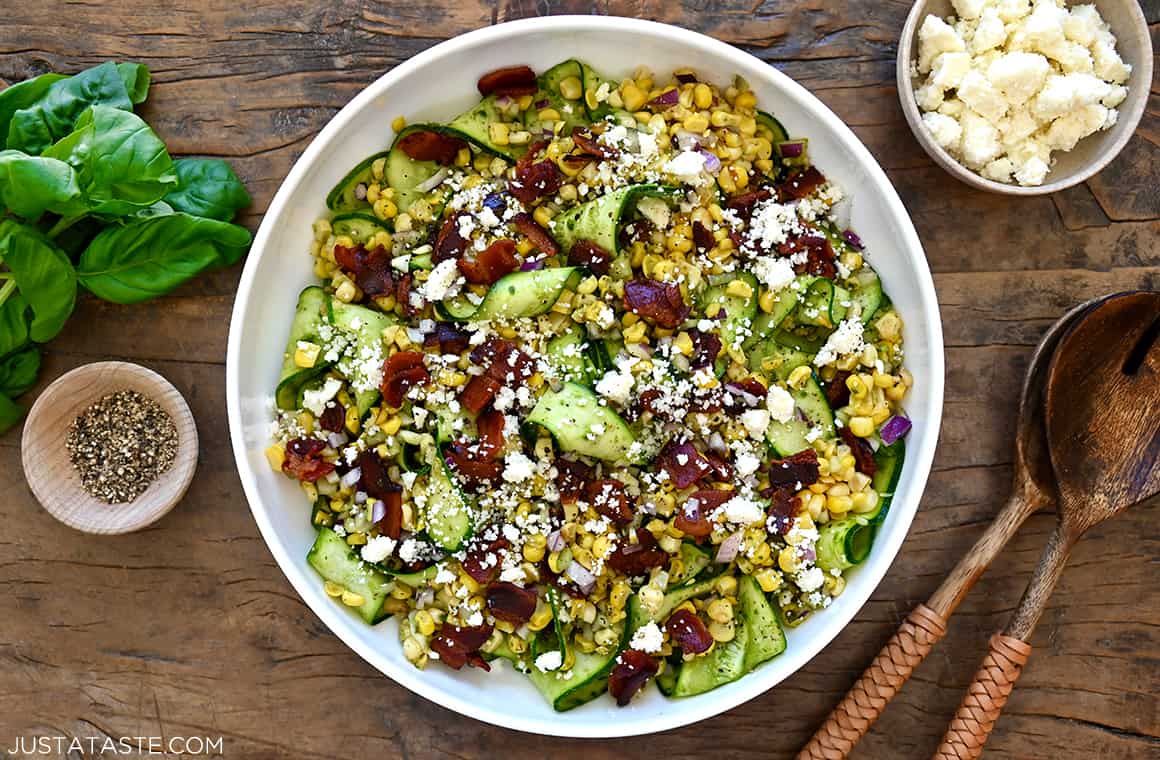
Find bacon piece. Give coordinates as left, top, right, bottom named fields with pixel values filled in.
left=567, top=239, right=612, bottom=276
left=458, top=238, right=519, bottom=285
left=584, top=479, right=634, bottom=524
left=766, top=486, right=801, bottom=535
left=608, top=649, right=660, bottom=706
left=675, top=489, right=733, bottom=539
left=777, top=166, right=826, bottom=201
left=571, top=126, right=618, bottom=160
left=619, top=218, right=654, bottom=250
left=459, top=374, right=503, bottom=415
left=462, top=537, right=510, bottom=584
left=657, top=440, right=712, bottom=489
left=692, top=220, right=714, bottom=252
left=555, top=457, right=594, bottom=504
left=623, top=278, right=690, bottom=329
left=725, top=187, right=772, bottom=218
left=475, top=338, right=535, bottom=384
left=780, top=232, right=837, bottom=279
left=485, top=581, right=538, bottom=624
left=840, top=427, right=878, bottom=477
left=355, top=450, right=397, bottom=501
left=705, top=452, right=734, bottom=482
left=477, top=65, right=538, bottom=97
left=665, top=608, right=713, bottom=655
left=282, top=438, right=335, bottom=482
left=379, top=489, right=404, bottom=540
left=395, top=272, right=421, bottom=317
left=629, top=389, right=669, bottom=422
left=606, top=529, right=669, bottom=576
left=434, top=211, right=470, bottom=263
left=475, top=408, right=506, bottom=459
left=397, top=129, right=466, bottom=166
left=767, top=448, right=821, bottom=489
left=424, top=323, right=472, bottom=355
left=508, top=141, right=562, bottom=204
left=318, top=401, right=345, bottom=433
left=444, top=441, right=503, bottom=481
left=380, top=351, right=430, bottom=408
left=430, top=623, right=494, bottom=671
left=687, top=328, right=722, bottom=369
left=824, top=370, right=852, bottom=409
left=510, top=212, right=559, bottom=257
left=334, top=243, right=394, bottom=297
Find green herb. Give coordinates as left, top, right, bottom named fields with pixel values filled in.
left=0, top=60, right=251, bottom=432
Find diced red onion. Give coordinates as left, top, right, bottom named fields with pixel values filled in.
left=699, top=149, right=722, bottom=174
left=354, top=490, right=368, bottom=504
left=370, top=499, right=386, bottom=524
left=534, top=98, right=550, bottom=109
left=715, top=531, right=745, bottom=563
left=724, top=383, right=760, bottom=407
left=340, top=467, right=362, bottom=489
left=520, top=257, right=545, bottom=271
left=880, top=414, right=912, bottom=445
left=546, top=530, right=565, bottom=553
left=842, top=229, right=864, bottom=250
left=801, top=545, right=816, bottom=563
left=565, top=561, right=596, bottom=595
left=415, top=167, right=449, bottom=194
left=495, top=95, right=514, bottom=108
left=777, top=140, right=805, bottom=158
left=675, top=129, right=701, bottom=152
left=649, top=88, right=680, bottom=107
left=327, top=431, right=348, bottom=448
left=675, top=72, right=698, bottom=85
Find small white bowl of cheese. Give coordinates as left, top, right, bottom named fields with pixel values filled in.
left=897, top=0, right=1152, bottom=194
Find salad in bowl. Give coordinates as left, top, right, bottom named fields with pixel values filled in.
left=264, top=58, right=913, bottom=712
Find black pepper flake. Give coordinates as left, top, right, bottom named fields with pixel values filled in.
left=66, top=390, right=179, bottom=504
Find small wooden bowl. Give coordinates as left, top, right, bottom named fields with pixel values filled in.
left=897, top=0, right=1153, bottom=195
left=21, top=361, right=199, bottom=534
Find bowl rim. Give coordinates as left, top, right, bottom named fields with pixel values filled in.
left=226, top=14, right=945, bottom=737
left=896, top=0, right=1153, bottom=196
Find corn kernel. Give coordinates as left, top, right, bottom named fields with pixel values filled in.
left=324, top=580, right=345, bottom=598
left=391, top=115, right=407, bottom=133
left=380, top=416, right=402, bottom=436
left=620, top=82, right=647, bottom=112
left=848, top=416, right=875, bottom=437
left=340, top=590, right=365, bottom=608
left=876, top=311, right=902, bottom=342
left=708, top=620, right=735, bottom=642
left=507, top=634, right=528, bottom=654
left=374, top=198, right=398, bottom=220
left=715, top=575, right=738, bottom=597
left=345, top=406, right=361, bottom=434
left=787, top=365, right=813, bottom=389
left=755, top=568, right=782, bottom=593
left=334, top=279, right=358, bottom=303
left=778, top=545, right=799, bottom=573
left=827, top=494, right=853, bottom=515
left=265, top=444, right=286, bottom=472
left=725, top=279, right=753, bottom=299
left=734, top=91, right=757, bottom=110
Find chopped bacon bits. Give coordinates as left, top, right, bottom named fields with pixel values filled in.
left=318, top=401, right=346, bottom=433
left=824, top=370, right=852, bottom=409
left=509, top=141, right=562, bottom=204
left=511, top=212, right=559, bottom=257
left=475, top=408, right=507, bottom=459
left=458, top=238, right=519, bottom=285
left=623, top=278, right=690, bottom=329
left=395, top=272, right=420, bottom=317
left=381, top=351, right=430, bottom=408
left=567, top=239, right=612, bottom=276
left=555, top=457, right=594, bottom=504
left=766, top=486, right=801, bottom=535
left=334, top=243, right=394, bottom=297
left=459, top=374, right=503, bottom=415
left=584, top=479, right=634, bottom=524
left=767, top=448, right=821, bottom=489
left=462, top=537, right=510, bottom=584
left=777, top=166, right=826, bottom=201
left=692, top=220, right=714, bottom=252
left=444, top=442, right=503, bottom=481
left=840, top=427, right=878, bottom=477
left=424, top=323, right=471, bottom=355
left=434, top=212, right=470, bottom=263
left=608, top=648, right=660, bottom=706
left=657, top=440, right=712, bottom=489
left=676, top=489, right=733, bottom=538
left=687, top=328, right=722, bottom=369
left=725, top=187, right=772, bottom=218
left=571, top=126, right=618, bottom=160
left=282, top=438, right=335, bottom=482
left=485, top=581, right=538, bottom=624
left=665, top=608, right=714, bottom=655
left=430, top=623, right=494, bottom=671
left=477, top=65, right=539, bottom=97
left=458, top=338, right=534, bottom=414
left=606, top=529, right=669, bottom=576
left=779, top=231, right=837, bottom=279
left=397, top=129, right=466, bottom=166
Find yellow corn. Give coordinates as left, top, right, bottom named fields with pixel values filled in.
left=265, top=444, right=286, bottom=472
left=391, top=115, right=407, bottom=133
left=528, top=602, right=554, bottom=631
left=340, top=590, right=365, bottom=608
left=558, top=75, right=583, bottom=100
left=324, top=580, right=345, bottom=598
left=755, top=568, right=782, bottom=593
left=345, top=406, right=361, bottom=434
left=725, top=279, right=753, bottom=299
left=847, top=416, right=875, bottom=437
left=708, top=620, right=735, bottom=642
left=778, top=545, right=799, bottom=573
left=620, top=82, right=647, bottom=112
left=787, top=365, right=813, bottom=389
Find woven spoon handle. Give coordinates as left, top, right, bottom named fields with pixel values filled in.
left=796, top=603, right=947, bottom=760
left=931, top=633, right=1033, bottom=760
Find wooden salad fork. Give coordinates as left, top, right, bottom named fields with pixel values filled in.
left=933, top=290, right=1160, bottom=759
left=797, top=295, right=1109, bottom=760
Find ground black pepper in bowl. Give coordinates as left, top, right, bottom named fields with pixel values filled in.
left=66, top=390, right=179, bottom=504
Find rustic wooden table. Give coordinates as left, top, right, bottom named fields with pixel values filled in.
left=2, top=2, right=1157, bottom=758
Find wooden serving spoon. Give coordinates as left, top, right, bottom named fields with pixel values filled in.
left=798, top=295, right=1108, bottom=760
left=933, top=290, right=1160, bottom=759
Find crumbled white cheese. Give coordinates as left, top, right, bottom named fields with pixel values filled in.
left=795, top=566, right=825, bottom=593
left=534, top=650, right=563, bottom=672
left=422, top=259, right=463, bottom=302
left=662, top=151, right=707, bottom=184
left=360, top=535, right=396, bottom=563
left=752, top=256, right=795, bottom=293
left=636, top=196, right=671, bottom=229
left=301, top=377, right=343, bottom=416
left=740, top=409, right=771, bottom=441
left=502, top=451, right=536, bottom=483
left=766, top=385, right=796, bottom=424
left=720, top=494, right=766, bottom=525
left=746, top=199, right=800, bottom=252
left=595, top=369, right=635, bottom=407
left=630, top=622, right=664, bottom=653
left=814, top=318, right=865, bottom=367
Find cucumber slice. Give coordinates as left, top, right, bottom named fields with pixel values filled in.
left=798, top=278, right=850, bottom=329
left=656, top=660, right=680, bottom=697
left=667, top=542, right=713, bottom=588
left=436, top=267, right=581, bottom=322
left=276, top=287, right=334, bottom=411
left=867, top=438, right=905, bottom=525
left=550, top=183, right=679, bottom=260
left=699, top=272, right=758, bottom=369
left=524, top=60, right=588, bottom=134
left=756, top=111, right=789, bottom=145
left=546, top=323, right=592, bottom=385
left=527, top=614, right=627, bottom=711
left=384, top=124, right=447, bottom=215
left=327, top=150, right=391, bottom=213
left=332, top=212, right=391, bottom=243
left=816, top=440, right=905, bottom=571
left=847, top=267, right=884, bottom=324
left=738, top=575, right=786, bottom=671
left=447, top=96, right=525, bottom=161
left=650, top=576, right=718, bottom=624
left=526, top=382, right=637, bottom=463
left=746, top=335, right=813, bottom=381
left=424, top=447, right=473, bottom=551
left=307, top=527, right=392, bottom=624
left=330, top=299, right=396, bottom=417
left=765, top=372, right=835, bottom=456
left=672, top=603, right=750, bottom=697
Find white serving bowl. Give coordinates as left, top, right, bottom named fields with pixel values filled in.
left=227, top=16, right=944, bottom=737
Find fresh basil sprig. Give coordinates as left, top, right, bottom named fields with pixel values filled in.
left=0, top=60, right=252, bottom=431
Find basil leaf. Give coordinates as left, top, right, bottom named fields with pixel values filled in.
left=0, top=149, right=82, bottom=219
left=6, top=62, right=133, bottom=154
left=43, top=105, right=177, bottom=217
left=0, top=345, right=40, bottom=397
left=164, top=158, right=251, bottom=222
left=0, top=219, right=77, bottom=342
left=0, top=390, right=25, bottom=433
left=77, top=212, right=250, bottom=304
left=0, top=292, right=31, bottom=359
left=0, top=72, right=67, bottom=149
left=116, top=63, right=150, bottom=105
